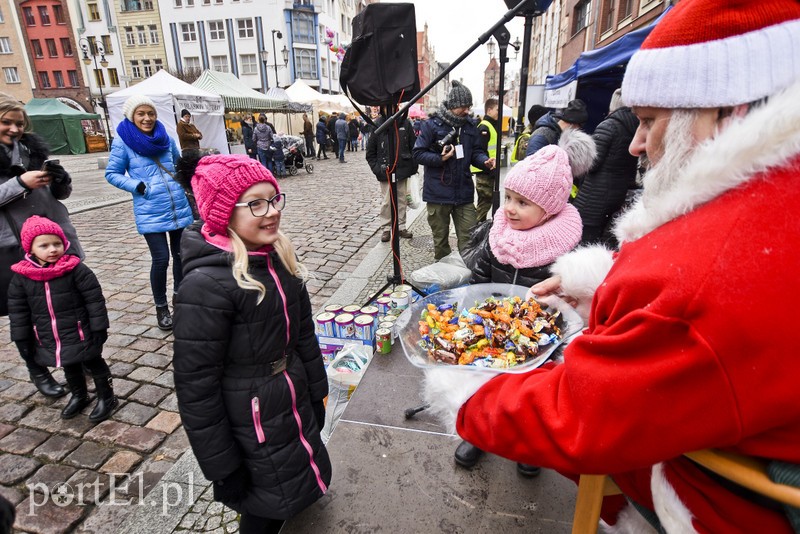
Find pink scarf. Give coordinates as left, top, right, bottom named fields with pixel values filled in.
left=488, top=205, right=582, bottom=269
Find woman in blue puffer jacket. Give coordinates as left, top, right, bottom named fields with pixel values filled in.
left=105, top=95, right=193, bottom=330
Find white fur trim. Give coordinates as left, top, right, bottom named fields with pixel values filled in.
left=616, top=79, right=800, bottom=243
left=623, top=20, right=800, bottom=108
left=422, top=367, right=495, bottom=436
left=651, top=463, right=698, bottom=534
left=550, top=246, right=614, bottom=323
left=601, top=504, right=659, bottom=534
left=558, top=127, right=597, bottom=177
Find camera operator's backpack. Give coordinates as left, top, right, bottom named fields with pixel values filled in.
left=340, top=3, right=420, bottom=107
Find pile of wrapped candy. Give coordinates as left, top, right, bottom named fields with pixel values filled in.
left=417, top=296, right=562, bottom=369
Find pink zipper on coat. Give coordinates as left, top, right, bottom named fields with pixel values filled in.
left=77, top=321, right=85, bottom=341
left=44, top=282, right=62, bottom=367
left=266, top=256, right=327, bottom=494
left=251, top=397, right=266, bottom=443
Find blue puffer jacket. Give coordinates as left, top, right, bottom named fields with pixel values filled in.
left=105, top=136, right=194, bottom=235
left=412, top=115, right=489, bottom=205
left=525, top=112, right=561, bottom=158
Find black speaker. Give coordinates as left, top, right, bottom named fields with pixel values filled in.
left=340, top=3, right=420, bottom=106
left=504, top=0, right=554, bottom=16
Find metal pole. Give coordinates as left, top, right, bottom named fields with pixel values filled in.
left=493, top=43, right=507, bottom=216
left=514, top=13, right=533, bottom=140
left=271, top=31, right=280, bottom=88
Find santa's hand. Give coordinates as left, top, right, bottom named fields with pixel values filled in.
left=422, top=367, right=495, bottom=435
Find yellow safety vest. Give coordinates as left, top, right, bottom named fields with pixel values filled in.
left=471, top=119, right=497, bottom=174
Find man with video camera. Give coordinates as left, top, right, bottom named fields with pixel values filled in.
left=413, top=81, right=495, bottom=260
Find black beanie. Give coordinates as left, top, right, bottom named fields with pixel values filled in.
left=181, top=108, right=191, bottom=118
left=554, top=99, right=588, bottom=125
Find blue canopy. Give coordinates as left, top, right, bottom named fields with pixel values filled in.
left=545, top=7, right=671, bottom=91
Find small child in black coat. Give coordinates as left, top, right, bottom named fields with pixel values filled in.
left=7, top=216, right=117, bottom=422
left=271, top=136, right=286, bottom=177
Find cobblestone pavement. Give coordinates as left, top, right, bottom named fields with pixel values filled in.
left=0, top=151, right=391, bottom=533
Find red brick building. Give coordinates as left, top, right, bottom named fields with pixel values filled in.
left=16, top=0, right=89, bottom=109
left=416, top=24, right=432, bottom=109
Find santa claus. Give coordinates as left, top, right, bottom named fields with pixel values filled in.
left=423, top=0, right=800, bottom=532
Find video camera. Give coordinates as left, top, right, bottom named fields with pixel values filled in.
left=433, top=128, right=459, bottom=154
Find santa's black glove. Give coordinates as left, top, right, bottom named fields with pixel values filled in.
left=312, top=400, right=326, bottom=430
left=92, top=330, right=108, bottom=346
left=44, top=163, right=70, bottom=185
left=136, top=182, right=146, bottom=195
left=212, top=464, right=249, bottom=504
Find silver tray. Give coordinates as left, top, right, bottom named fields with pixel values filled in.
left=395, top=283, right=583, bottom=374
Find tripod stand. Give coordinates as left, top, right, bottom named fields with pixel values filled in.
left=364, top=104, right=426, bottom=306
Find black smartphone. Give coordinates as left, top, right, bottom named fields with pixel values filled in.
left=41, top=159, right=60, bottom=172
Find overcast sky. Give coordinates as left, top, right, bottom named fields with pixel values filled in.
left=401, top=0, right=526, bottom=105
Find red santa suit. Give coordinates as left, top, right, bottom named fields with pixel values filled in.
left=424, top=70, right=800, bottom=534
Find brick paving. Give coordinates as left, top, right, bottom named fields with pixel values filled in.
left=0, top=151, right=389, bottom=533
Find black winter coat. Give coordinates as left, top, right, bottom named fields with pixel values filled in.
left=7, top=258, right=108, bottom=368
left=573, top=107, right=639, bottom=245
left=463, top=221, right=552, bottom=288
left=413, top=115, right=489, bottom=205
left=326, top=116, right=338, bottom=142
left=173, top=224, right=331, bottom=518
left=365, top=118, right=418, bottom=182
left=241, top=121, right=256, bottom=152
left=525, top=112, right=561, bottom=158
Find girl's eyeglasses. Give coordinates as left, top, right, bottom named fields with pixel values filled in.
left=234, top=193, right=286, bottom=217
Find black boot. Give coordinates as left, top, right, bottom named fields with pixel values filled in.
left=29, top=368, right=67, bottom=398
left=89, top=375, right=118, bottom=423
left=454, top=440, right=484, bottom=469
left=61, top=370, right=90, bottom=419
left=156, top=305, right=173, bottom=330
left=516, top=463, right=542, bottom=478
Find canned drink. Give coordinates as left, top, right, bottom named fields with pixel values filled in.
left=354, top=315, right=375, bottom=341
left=376, top=297, right=392, bottom=315
left=376, top=328, right=392, bottom=354
left=315, top=312, right=336, bottom=337
left=379, top=314, right=397, bottom=325
left=378, top=321, right=396, bottom=341
left=334, top=313, right=355, bottom=338
left=381, top=289, right=393, bottom=297
left=389, top=291, right=409, bottom=315
left=324, top=304, right=344, bottom=314
left=360, top=305, right=379, bottom=327
left=342, top=304, right=362, bottom=314
left=395, top=284, right=413, bottom=294
left=321, top=349, right=336, bottom=368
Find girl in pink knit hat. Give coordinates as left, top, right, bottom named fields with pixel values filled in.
left=7, top=216, right=116, bottom=422
left=455, top=140, right=589, bottom=474
left=171, top=154, right=330, bottom=534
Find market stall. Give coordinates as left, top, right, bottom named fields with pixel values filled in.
left=106, top=70, right=228, bottom=153
left=24, top=99, right=102, bottom=155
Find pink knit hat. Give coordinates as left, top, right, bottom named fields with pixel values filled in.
left=504, top=145, right=573, bottom=216
left=20, top=215, right=68, bottom=254
left=191, top=155, right=280, bottom=235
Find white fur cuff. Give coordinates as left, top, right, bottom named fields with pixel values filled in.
left=551, top=246, right=614, bottom=322
left=422, top=368, right=495, bottom=436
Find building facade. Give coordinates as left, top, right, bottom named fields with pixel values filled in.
left=113, top=0, right=169, bottom=88
left=16, top=0, right=89, bottom=109
left=0, top=0, right=36, bottom=101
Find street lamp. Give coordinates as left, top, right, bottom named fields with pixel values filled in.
left=259, top=49, right=270, bottom=92
left=79, top=38, right=112, bottom=142
left=271, top=30, right=282, bottom=88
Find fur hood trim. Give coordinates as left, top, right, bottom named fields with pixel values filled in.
left=616, top=79, right=800, bottom=243
left=422, top=368, right=495, bottom=436
left=558, top=127, right=597, bottom=177
left=550, top=245, right=615, bottom=323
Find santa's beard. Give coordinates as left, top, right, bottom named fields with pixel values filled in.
left=640, top=109, right=699, bottom=207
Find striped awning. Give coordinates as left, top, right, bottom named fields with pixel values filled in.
left=192, top=70, right=292, bottom=112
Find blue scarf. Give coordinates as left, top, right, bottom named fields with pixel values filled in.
left=116, top=118, right=171, bottom=157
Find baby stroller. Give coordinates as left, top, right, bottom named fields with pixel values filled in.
left=283, top=135, right=314, bottom=175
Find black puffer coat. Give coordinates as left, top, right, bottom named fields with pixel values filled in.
left=365, top=118, right=418, bottom=182
left=463, top=221, right=552, bottom=288
left=573, top=107, right=639, bottom=245
left=7, top=257, right=108, bottom=367
left=173, top=224, right=331, bottom=518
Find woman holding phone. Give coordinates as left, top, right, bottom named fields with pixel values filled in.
left=0, top=96, right=84, bottom=398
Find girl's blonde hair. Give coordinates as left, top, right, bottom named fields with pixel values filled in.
left=228, top=229, right=309, bottom=304
left=0, top=97, right=31, bottom=132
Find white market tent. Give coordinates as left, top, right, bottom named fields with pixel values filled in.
left=107, top=70, right=228, bottom=153
left=285, top=80, right=355, bottom=113
left=193, top=70, right=288, bottom=111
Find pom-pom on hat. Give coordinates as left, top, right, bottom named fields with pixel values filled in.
left=504, top=145, right=573, bottom=217
left=622, top=0, right=800, bottom=108
left=122, top=95, right=157, bottom=121
left=191, top=155, right=280, bottom=235
left=20, top=215, right=68, bottom=254
left=444, top=80, right=473, bottom=109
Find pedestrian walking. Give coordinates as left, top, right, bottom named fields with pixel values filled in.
left=7, top=216, right=117, bottom=422
left=412, top=80, right=495, bottom=260
left=348, top=116, right=359, bottom=152
left=173, top=155, right=330, bottom=534
left=360, top=118, right=372, bottom=150
left=0, top=96, right=85, bottom=398
left=176, top=109, right=203, bottom=152
left=302, top=113, right=315, bottom=157
left=316, top=116, right=329, bottom=160
left=240, top=115, right=258, bottom=160
left=335, top=113, right=348, bottom=163
left=272, top=135, right=286, bottom=177
left=105, top=95, right=194, bottom=331
left=471, top=98, right=500, bottom=222
left=252, top=115, right=275, bottom=172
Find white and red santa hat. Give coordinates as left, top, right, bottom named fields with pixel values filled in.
left=622, top=0, right=800, bottom=108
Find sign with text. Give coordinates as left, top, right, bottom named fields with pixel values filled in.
left=544, top=81, right=577, bottom=109
left=173, top=95, right=225, bottom=116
